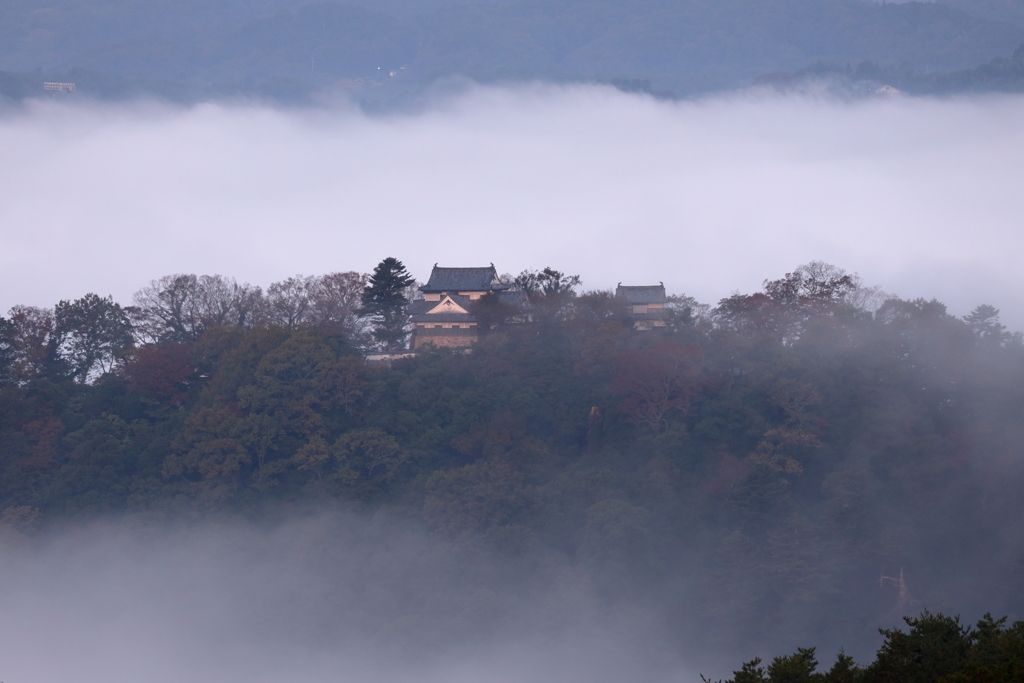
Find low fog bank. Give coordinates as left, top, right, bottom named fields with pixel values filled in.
left=0, top=511, right=688, bottom=683
left=1, top=85, right=1023, bottom=328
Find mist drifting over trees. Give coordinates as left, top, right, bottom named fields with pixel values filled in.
left=3, top=0, right=1024, bottom=664
left=4, top=89, right=1024, bottom=334
left=2, top=259, right=1024, bottom=680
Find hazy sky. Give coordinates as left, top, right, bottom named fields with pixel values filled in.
left=2, top=85, right=1023, bottom=326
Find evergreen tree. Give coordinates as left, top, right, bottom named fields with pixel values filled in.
left=358, top=257, right=415, bottom=352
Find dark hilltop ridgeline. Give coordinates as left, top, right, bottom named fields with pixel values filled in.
left=2, top=260, right=1024, bottom=671
left=711, top=611, right=1024, bottom=683
left=750, top=42, right=1024, bottom=96
left=3, top=0, right=1024, bottom=103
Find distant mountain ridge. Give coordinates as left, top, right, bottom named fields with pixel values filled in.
left=2, top=0, right=1024, bottom=98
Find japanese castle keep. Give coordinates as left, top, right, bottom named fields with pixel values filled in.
left=409, top=265, right=515, bottom=349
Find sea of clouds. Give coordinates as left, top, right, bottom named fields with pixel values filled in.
left=1, top=83, right=1023, bottom=324
left=0, top=512, right=687, bottom=683
left=2, top=85, right=1023, bottom=682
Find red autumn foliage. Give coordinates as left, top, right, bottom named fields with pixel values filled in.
left=125, top=343, right=194, bottom=406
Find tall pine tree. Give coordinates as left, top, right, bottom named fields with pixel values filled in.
left=359, top=257, right=415, bottom=352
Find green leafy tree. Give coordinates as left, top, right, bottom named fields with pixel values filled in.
left=423, top=457, right=528, bottom=536
left=864, top=611, right=971, bottom=683
left=513, top=267, right=581, bottom=296
left=54, top=293, right=133, bottom=382
left=513, top=266, right=581, bottom=321
left=823, top=654, right=861, bottom=683
left=708, top=647, right=862, bottom=683
left=768, top=647, right=822, bottom=683
left=469, top=290, right=523, bottom=335
left=163, top=405, right=251, bottom=502
left=4, top=305, right=62, bottom=381
left=945, top=614, right=1024, bottom=683
left=291, top=434, right=331, bottom=484
left=358, top=257, right=414, bottom=352
left=711, top=612, right=1024, bottom=683
left=333, top=427, right=406, bottom=493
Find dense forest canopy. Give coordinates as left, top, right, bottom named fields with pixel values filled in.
left=2, top=260, right=1023, bottom=662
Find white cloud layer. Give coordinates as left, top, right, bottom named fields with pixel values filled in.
left=2, top=85, right=1023, bottom=326
left=0, top=515, right=683, bottom=683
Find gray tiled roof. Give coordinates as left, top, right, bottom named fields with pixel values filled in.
left=407, top=299, right=435, bottom=315
left=420, top=265, right=510, bottom=293
left=616, top=284, right=667, bottom=304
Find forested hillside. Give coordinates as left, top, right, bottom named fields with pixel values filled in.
left=713, top=611, right=1024, bottom=683
left=3, top=0, right=1024, bottom=100
left=2, top=262, right=1024, bottom=658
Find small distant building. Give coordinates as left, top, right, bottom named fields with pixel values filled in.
left=409, top=264, right=517, bottom=349
left=616, top=282, right=667, bottom=330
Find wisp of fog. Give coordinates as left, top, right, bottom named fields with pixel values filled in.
left=0, top=513, right=681, bottom=683
left=1, top=85, right=1023, bottom=325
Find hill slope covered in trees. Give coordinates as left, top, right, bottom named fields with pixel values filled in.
left=2, top=262, right=1024, bottom=660
left=3, top=0, right=1024, bottom=99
